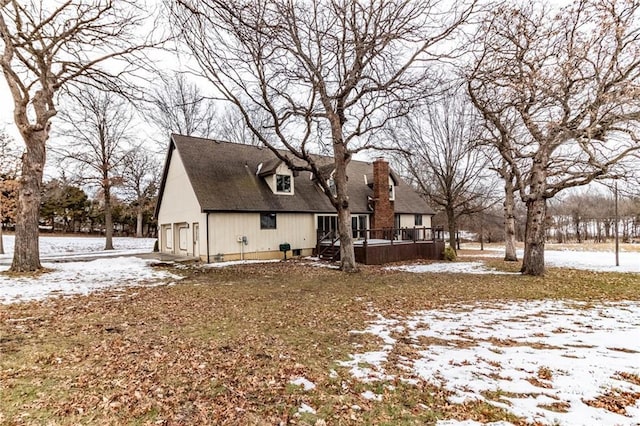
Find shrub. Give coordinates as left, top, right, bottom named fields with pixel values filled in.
left=443, top=246, right=457, bottom=261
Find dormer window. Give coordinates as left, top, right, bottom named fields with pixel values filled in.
left=276, top=174, right=291, bottom=193
left=259, top=159, right=295, bottom=195
left=389, top=182, right=395, bottom=201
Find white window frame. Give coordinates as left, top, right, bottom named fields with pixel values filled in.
left=179, top=226, right=188, bottom=250
left=260, top=212, right=277, bottom=230
left=164, top=225, right=172, bottom=249
left=276, top=174, right=291, bottom=193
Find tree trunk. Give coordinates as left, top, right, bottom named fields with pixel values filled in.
left=521, top=197, right=547, bottom=275
left=479, top=213, right=484, bottom=251
left=503, top=175, right=518, bottom=261
left=446, top=207, right=456, bottom=252
left=136, top=208, right=143, bottom=238
left=104, top=185, right=114, bottom=250
left=333, top=143, right=357, bottom=272
left=10, top=133, right=46, bottom=272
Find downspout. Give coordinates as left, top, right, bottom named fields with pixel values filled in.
left=206, top=212, right=210, bottom=263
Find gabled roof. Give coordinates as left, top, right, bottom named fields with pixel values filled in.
left=155, top=134, right=434, bottom=216
left=257, top=158, right=282, bottom=177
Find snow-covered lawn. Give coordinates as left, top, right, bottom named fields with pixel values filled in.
left=340, top=300, right=640, bottom=426
left=0, top=235, right=155, bottom=263
left=386, top=261, right=516, bottom=274
left=462, top=246, right=640, bottom=273
left=0, top=235, right=178, bottom=304
left=0, top=257, right=181, bottom=304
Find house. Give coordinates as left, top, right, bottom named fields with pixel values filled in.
left=155, top=134, right=442, bottom=263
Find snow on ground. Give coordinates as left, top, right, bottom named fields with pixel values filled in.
left=436, top=422, right=514, bottom=426
left=339, top=300, right=640, bottom=426
left=544, top=250, right=640, bottom=273
left=386, top=261, right=516, bottom=275
left=203, top=259, right=281, bottom=268
left=0, top=235, right=179, bottom=304
left=462, top=246, right=640, bottom=273
left=0, top=235, right=155, bottom=264
left=290, top=377, right=317, bottom=391
left=0, top=257, right=182, bottom=304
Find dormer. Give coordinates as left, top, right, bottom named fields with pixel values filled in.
left=258, top=159, right=295, bottom=195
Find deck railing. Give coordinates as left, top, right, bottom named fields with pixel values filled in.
left=357, top=226, right=444, bottom=244
left=316, top=226, right=445, bottom=263
left=316, top=229, right=341, bottom=260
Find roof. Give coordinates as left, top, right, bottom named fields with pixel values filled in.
left=155, top=134, right=434, bottom=216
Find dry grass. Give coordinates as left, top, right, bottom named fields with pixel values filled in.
left=1, top=259, right=639, bottom=425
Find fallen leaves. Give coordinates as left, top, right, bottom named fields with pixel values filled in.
left=583, top=389, right=640, bottom=416
left=1, top=261, right=639, bottom=424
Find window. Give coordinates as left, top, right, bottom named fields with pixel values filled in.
left=317, top=215, right=338, bottom=239
left=276, top=174, right=291, bottom=193
left=179, top=226, right=188, bottom=250
left=389, top=184, right=395, bottom=201
left=164, top=225, right=172, bottom=249
left=415, top=214, right=423, bottom=226
left=352, top=215, right=367, bottom=238
left=260, top=212, right=277, bottom=229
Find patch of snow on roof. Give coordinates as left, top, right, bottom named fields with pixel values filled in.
left=340, top=300, right=640, bottom=425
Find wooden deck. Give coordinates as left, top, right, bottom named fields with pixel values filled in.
left=317, top=227, right=445, bottom=265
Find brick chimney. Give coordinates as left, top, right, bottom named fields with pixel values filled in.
left=370, top=158, right=394, bottom=235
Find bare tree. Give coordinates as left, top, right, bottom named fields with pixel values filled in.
left=497, top=161, right=518, bottom=261
left=468, top=0, right=640, bottom=275
left=146, top=72, right=218, bottom=142
left=0, top=0, right=157, bottom=271
left=0, top=128, right=19, bottom=254
left=391, top=90, right=496, bottom=253
left=122, top=149, right=160, bottom=238
left=56, top=89, right=134, bottom=250
left=216, top=106, right=271, bottom=146
left=168, top=0, right=476, bottom=272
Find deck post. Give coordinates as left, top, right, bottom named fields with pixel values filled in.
left=363, top=237, right=367, bottom=264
